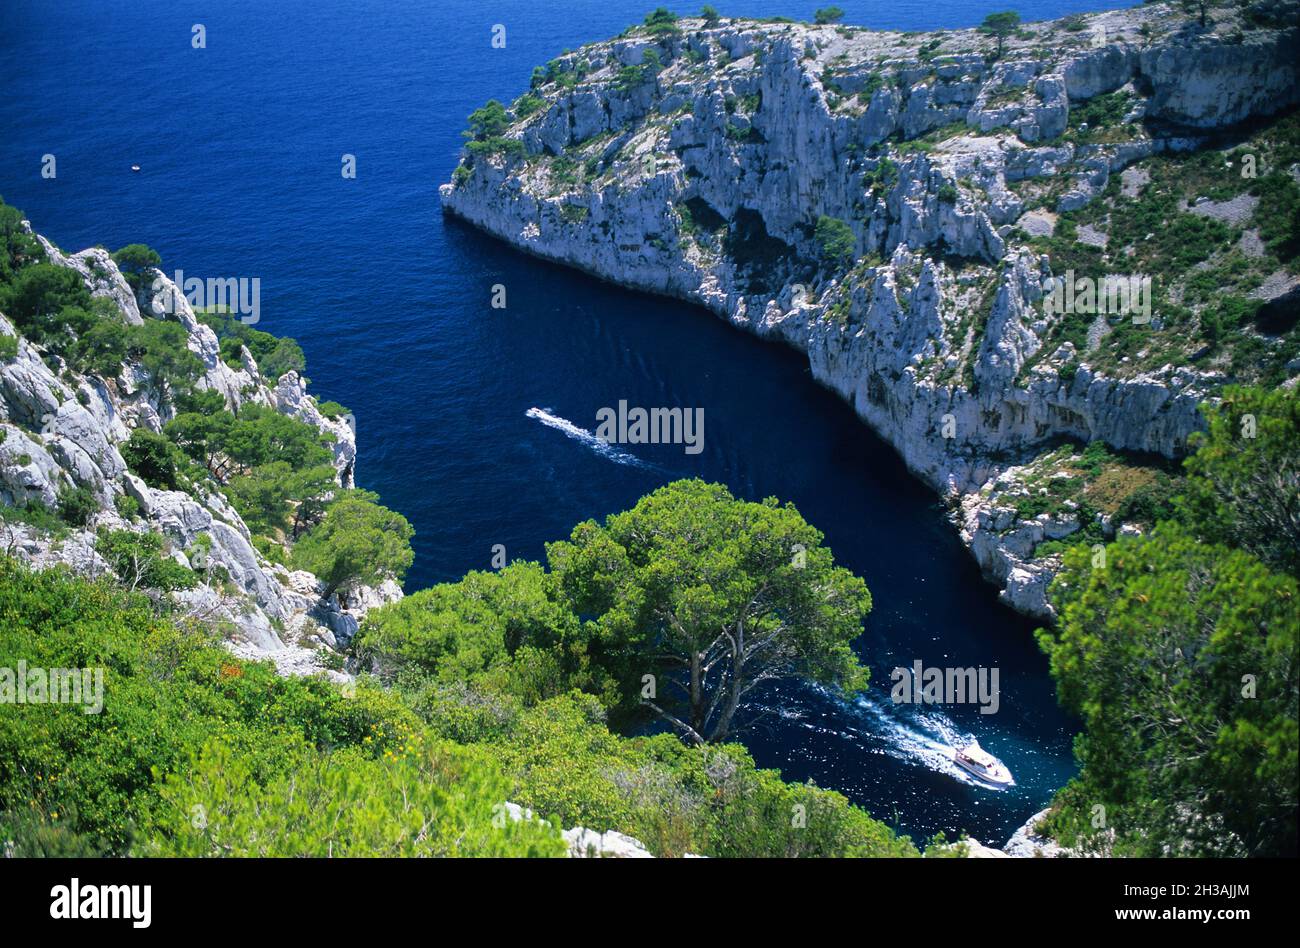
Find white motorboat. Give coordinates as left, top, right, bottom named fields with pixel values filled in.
left=952, top=740, right=1014, bottom=787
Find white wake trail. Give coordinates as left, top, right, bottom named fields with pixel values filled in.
left=845, top=693, right=1003, bottom=786
left=526, top=407, right=657, bottom=470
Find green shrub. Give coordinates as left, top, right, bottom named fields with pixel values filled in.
left=0, top=500, right=66, bottom=535
left=643, top=7, right=680, bottom=34
left=1249, top=169, right=1300, bottom=262
left=145, top=736, right=564, bottom=857
left=56, top=484, right=98, bottom=527
left=70, top=315, right=129, bottom=379
left=123, top=319, right=203, bottom=398
left=252, top=534, right=288, bottom=565
left=0, top=557, right=480, bottom=854
left=468, top=692, right=919, bottom=858
left=814, top=215, right=856, bottom=266
left=0, top=196, right=45, bottom=282
left=866, top=156, right=898, bottom=193
left=0, top=263, right=94, bottom=350
left=461, top=100, right=525, bottom=160
left=94, top=528, right=197, bottom=592
left=315, top=400, right=349, bottom=421
left=291, top=490, right=414, bottom=601
left=165, top=402, right=333, bottom=484
left=1112, top=473, right=1179, bottom=528
left=1039, top=525, right=1298, bottom=856
left=513, top=94, right=544, bottom=119
left=199, top=310, right=306, bottom=382
left=120, top=428, right=179, bottom=490
left=114, top=492, right=140, bottom=521
left=110, top=244, right=161, bottom=290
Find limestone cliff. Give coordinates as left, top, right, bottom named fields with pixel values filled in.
left=440, top=1, right=1300, bottom=616
left=1, top=225, right=400, bottom=672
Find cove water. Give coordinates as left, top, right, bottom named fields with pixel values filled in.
left=0, top=0, right=1127, bottom=845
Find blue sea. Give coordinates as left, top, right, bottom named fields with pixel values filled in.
left=0, top=0, right=1132, bottom=845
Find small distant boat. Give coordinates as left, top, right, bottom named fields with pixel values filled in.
left=130, top=164, right=141, bottom=172
left=953, top=740, right=1014, bottom=787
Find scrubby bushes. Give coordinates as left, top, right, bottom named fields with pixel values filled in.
left=290, top=490, right=415, bottom=601
left=165, top=402, right=335, bottom=485
left=0, top=196, right=44, bottom=283
left=0, top=548, right=919, bottom=858
left=145, top=737, right=564, bottom=857
left=617, top=50, right=664, bottom=92
left=461, top=100, right=525, bottom=159
left=122, top=319, right=203, bottom=398
left=348, top=480, right=919, bottom=857
left=462, top=691, right=919, bottom=858
left=1038, top=386, right=1299, bottom=856
left=55, top=485, right=98, bottom=528
left=94, top=528, right=198, bottom=592
left=0, top=558, right=556, bottom=857
left=814, top=215, right=856, bottom=266
left=0, top=263, right=125, bottom=374
left=643, top=7, right=680, bottom=34
left=109, top=244, right=161, bottom=291
left=121, top=428, right=180, bottom=490
left=199, top=309, right=306, bottom=382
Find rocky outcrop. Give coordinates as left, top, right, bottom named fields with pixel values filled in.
left=962, top=838, right=1011, bottom=858
left=1, top=231, right=397, bottom=664
left=1003, top=808, right=1072, bottom=857
left=439, top=3, right=1298, bottom=616
left=502, top=801, right=698, bottom=858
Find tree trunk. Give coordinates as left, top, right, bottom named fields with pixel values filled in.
left=708, top=621, right=745, bottom=742
left=689, top=648, right=703, bottom=735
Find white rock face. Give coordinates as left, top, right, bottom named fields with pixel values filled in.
left=1003, top=808, right=1071, bottom=858
left=962, top=838, right=1011, bottom=858
left=34, top=235, right=143, bottom=325
left=502, top=802, right=694, bottom=858
left=271, top=371, right=357, bottom=488
left=439, top=6, right=1298, bottom=615
left=1, top=233, right=397, bottom=659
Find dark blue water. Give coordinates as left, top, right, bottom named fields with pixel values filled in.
left=0, top=0, right=1127, bottom=845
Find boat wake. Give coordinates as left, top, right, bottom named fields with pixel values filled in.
left=526, top=407, right=659, bottom=471
left=844, top=693, right=1014, bottom=789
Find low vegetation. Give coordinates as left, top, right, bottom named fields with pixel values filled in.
left=1037, top=386, right=1299, bottom=856
left=0, top=481, right=926, bottom=858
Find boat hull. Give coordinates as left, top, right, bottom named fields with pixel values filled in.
left=953, top=753, right=1015, bottom=787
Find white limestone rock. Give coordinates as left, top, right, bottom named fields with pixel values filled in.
left=439, top=5, right=1291, bottom=614
left=1004, top=808, right=1070, bottom=858
left=501, top=802, right=690, bottom=858
left=1, top=226, right=396, bottom=658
